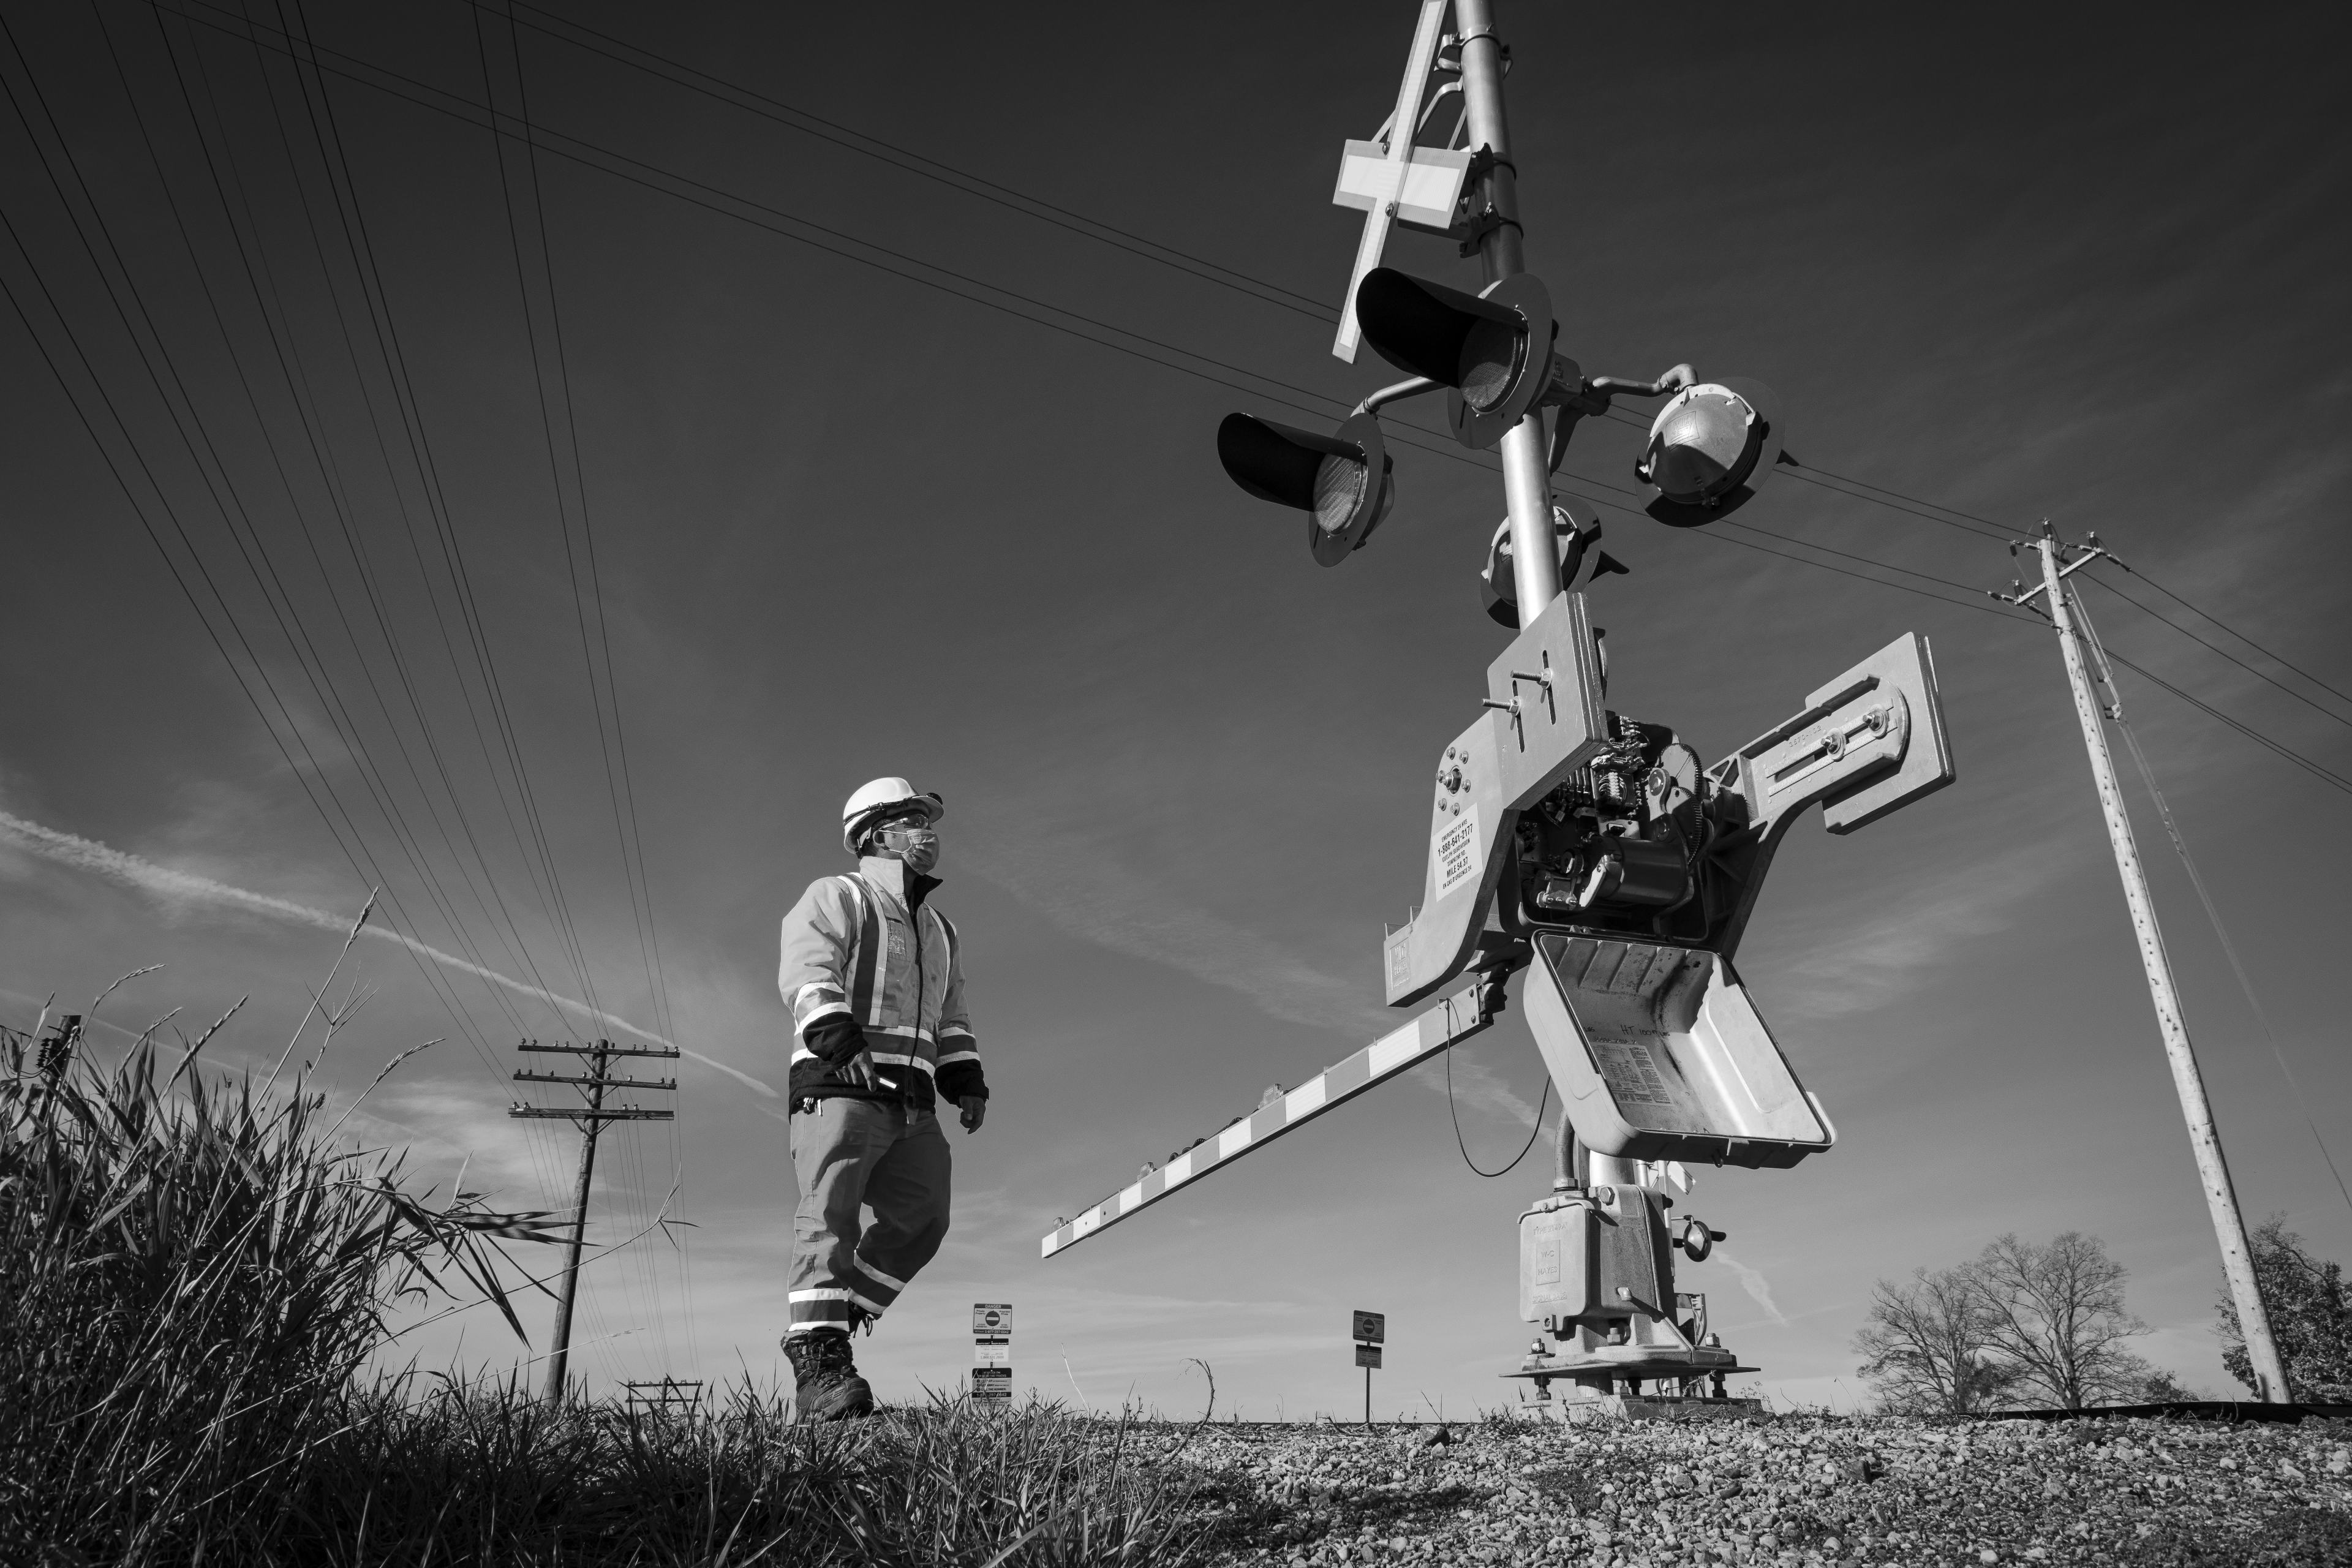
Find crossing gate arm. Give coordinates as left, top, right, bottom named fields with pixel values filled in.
left=1039, top=981, right=1493, bottom=1259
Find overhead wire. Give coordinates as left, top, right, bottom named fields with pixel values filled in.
left=2083, top=571, right=2352, bottom=731
left=225, top=0, right=595, bottom=1213
left=2068, top=582, right=2352, bottom=1219
left=472, top=1, right=677, bottom=1048
left=470, top=0, right=688, bottom=1373
left=91, top=0, right=580, bottom=1052
left=154, top=2, right=601, bottom=1213
left=0, top=13, right=528, bottom=1085
left=67, top=0, right=2347, bottom=1261
left=2127, top=565, right=2352, bottom=710
left=265, top=0, right=617, bottom=1031
left=490, top=0, right=1337, bottom=322
left=175, top=0, right=2352, bottom=818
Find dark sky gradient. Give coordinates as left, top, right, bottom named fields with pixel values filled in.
left=2, top=1, right=2348, bottom=1414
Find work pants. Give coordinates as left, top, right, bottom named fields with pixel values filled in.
left=788, top=1096, right=951, bottom=1337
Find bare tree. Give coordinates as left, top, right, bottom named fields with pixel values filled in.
left=1970, top=1232, right=2152, bottom=1409
left=1853, top=1265, right=2019, bottom=1414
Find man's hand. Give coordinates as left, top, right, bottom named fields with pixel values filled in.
left=958, top=1095, right=987, bottom=1133
left=840, top=1049, right=881, bottom=1090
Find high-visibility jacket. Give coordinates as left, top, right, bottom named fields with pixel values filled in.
left=778, top=860, right=984, bottom=1110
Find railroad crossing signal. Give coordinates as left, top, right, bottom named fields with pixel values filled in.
left=1056, top=0, right=1958, bottom=1417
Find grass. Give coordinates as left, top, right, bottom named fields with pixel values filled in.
left=1, top=991, right=1208, bottom=1566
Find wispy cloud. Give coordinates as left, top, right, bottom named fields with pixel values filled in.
left=0, top=808, right=775, bottom=1099
left=1708, top=1249, right=1790, bottom=1327
left=1763, top=845, right=2055, bottom=1021
left=959, top=826, right=1392, bottom=1036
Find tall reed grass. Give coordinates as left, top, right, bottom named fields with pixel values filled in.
left=1, top=1001, right=1210, bottom=1566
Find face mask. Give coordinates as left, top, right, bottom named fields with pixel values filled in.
left=876, top=826, right=940, bottom=875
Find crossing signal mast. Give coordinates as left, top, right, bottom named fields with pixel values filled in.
left=1045, top=0, right=1956, bottom=1414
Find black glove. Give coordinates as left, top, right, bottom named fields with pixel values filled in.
left=802, top=1015, right=868, bottom=1066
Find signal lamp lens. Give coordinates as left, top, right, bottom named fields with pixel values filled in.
left=1458, top=317, right=1527, bottom=413
left=1313, top=453, right=1368, bottom=537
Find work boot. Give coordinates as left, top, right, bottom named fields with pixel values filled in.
left=783, top=1329, right=874, bottom=1422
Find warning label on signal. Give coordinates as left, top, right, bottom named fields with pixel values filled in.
left=1596, top=1040, right=1675, bottom=1108
left=1434, top=807, right=1482, bottom=900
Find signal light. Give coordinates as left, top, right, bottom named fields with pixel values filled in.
left=1216, top=410, right=1395, bottom=567
left=1354, top=268, right=1561, bottom=451
left=1637, top=378, right=1786, bottom=526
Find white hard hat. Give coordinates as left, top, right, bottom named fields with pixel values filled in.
left=841, top=777, right=945, bottom=853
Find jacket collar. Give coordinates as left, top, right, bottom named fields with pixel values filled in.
left=857, top=856, right=941, bottom=913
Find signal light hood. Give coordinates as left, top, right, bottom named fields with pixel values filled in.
left=1216, top=410, right=1395, bottom=567
left=1355, top=268, right=1556, bottom=451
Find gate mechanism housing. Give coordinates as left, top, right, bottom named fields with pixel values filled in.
left=1383, top=596, right=1953, bottom=1169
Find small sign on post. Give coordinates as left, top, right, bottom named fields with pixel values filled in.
left=1351, top=1309, right=1386, bottom=1423
left=973, top=1302, right=1012, bottom=1403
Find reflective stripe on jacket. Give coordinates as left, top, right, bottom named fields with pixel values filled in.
left=778, top=861, right=982, bottom=1106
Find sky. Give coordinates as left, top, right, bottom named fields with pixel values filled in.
left=2, top=0, right=2348, bottom=1418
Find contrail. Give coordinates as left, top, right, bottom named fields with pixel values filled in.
left=0, top=808, right=775, bottom=1099
left=1709, top=1249, right=1789, bottom=1327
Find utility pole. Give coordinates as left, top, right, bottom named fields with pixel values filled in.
left=2015, top=524, right=2290, bottom=1402
left=509, top=1038, right=678, bottom=1404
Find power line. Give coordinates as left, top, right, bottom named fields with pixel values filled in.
left=143, top=7, right=2352, bottom=820
left=95, top=0, right=582, bottom=1047
left=266, top=0, right=617, bottom=1031
left=470, top=3, right=690, bottom=1371
left=473, top=1, right=677, bottom=1047
left=2120, top=563, right=2352, bottom=712
left=0, top=15, right=523, bottom=1079
left=490, top=0, right=1336, bottom=322
left=2070, top=589, right=2352, bottom=1220
left=2084, top=573, right=2352, bottom=733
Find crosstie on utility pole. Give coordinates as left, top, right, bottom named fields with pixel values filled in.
left=509, top=1038, right=678, bottom=1404
left=2000, top=524, right=2290, bottom=1402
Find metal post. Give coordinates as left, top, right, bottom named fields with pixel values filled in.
left=543, top=1040, right=609, bottom=1406
left=1365, top=1363, right=1372, bottom=1425
left=2037, top=533, right=2291, bottom=1403
left=1453, top=0, right=1559, bottom=619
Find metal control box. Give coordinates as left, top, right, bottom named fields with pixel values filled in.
left=1518, top=1200, right=1598, bottom=1322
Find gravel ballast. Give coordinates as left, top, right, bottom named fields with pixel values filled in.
left=1166, top=1413, right=2352, bottom=1567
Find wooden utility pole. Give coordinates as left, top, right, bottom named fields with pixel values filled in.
left=509, top=1038, right=677, bottom=1404
left=2011, top=524, right=2290, bottom=1402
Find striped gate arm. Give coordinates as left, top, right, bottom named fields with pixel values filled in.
left=1039, top=981, right=1493, bottom=1259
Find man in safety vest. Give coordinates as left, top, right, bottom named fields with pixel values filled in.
left=778, top=777, right=989, bottom=1420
